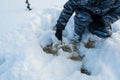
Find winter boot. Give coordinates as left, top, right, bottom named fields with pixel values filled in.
left=81, top=67, right=91, bottom=75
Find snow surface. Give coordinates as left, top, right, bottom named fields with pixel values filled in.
left=0, top=0, right=120, bottom=80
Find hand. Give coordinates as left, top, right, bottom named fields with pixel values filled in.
left=55, top=27, right=63, bottom=41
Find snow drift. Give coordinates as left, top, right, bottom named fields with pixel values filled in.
left=0, top=0, right=120, bottom=80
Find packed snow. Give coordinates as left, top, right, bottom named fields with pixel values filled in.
left=0, top=0, right=120, bottom=80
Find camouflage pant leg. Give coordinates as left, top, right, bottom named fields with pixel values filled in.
left=74, top=11, right=112, bottom=38
left=89, top=24, right=112, bottom=38
left=74, top=11, right=92, bottom=37
left=89, top=14, right=112, bottom=38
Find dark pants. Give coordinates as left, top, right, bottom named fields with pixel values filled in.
left=74, top=11, right=112, bottom=38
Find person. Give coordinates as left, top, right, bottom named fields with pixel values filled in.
left=55, top=0, right=120, bottom=42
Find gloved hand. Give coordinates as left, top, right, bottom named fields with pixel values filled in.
left=55, top=24, right=65, bottom=41
left=55, top=28, right=63, bottom=41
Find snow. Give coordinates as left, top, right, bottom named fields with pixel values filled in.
left=0, top=0, right=120, bottom=80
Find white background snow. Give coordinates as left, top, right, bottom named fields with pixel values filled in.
left=0, top=0, right=120, bottom=80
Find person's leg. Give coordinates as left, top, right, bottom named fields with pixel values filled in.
left=74, top=12, right=93, bottom=75
left=90, top=26, right=112, bottom=38
left=74, top=11, right=92, bottom=42
left=89, top=17, right=112, bottom=38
